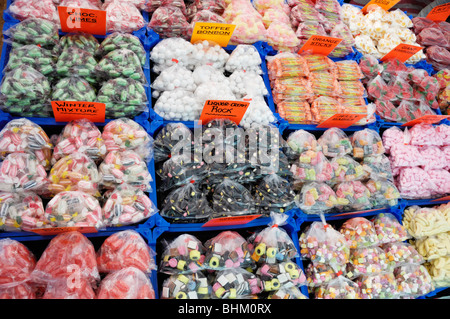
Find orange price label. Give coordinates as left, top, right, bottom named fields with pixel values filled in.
left=316, top=113, right=366, bottom=129
left=402, top=114, right=450, bottom=127
left=362, top=0, right=400, bottom=13
left=58, top=6, right=106, bottom=35
left=198, top=100, right=250, bottom=125
left=202, top=214, right=262, bottom=228
left=31, top=226, right=98, bottom=236
left=298, top=35, right=343, bottom=56
left=380, top=43, right=423, bottom=63
left=190, top=22, right=236, bottom=47
left=333, top=208, right=384, bottom=217
left=426, top=3, right=450, bottom=22
left=432, top=196, right=450, bottom=202
left=51, top=101, right=106, bottom=123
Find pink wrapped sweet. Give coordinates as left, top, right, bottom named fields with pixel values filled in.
left=229, top=13, right=267, bottom=45
left=295, top=21, right=327, bottom=40
left=195, top=0, right=226, bottom=15
left=191, top=9, right=226, bottom=24
left=436, top=124, right=450, bottom=146
left=433, top=69, right=450, bottom=90
left=253, top=0, right=288, bottom=14
left=7, top=0, right=59, bottom=23
left=382, top=126, right=405, bottom=154
left=418, top=146, right=447, bottom=171
left=0, top=239, right=36, bottom=286
left=222, top=0, right=258, bottom=23
left=289, top=1, right=324, bottom=28
left=397, top=167, right=433, bottom=199
left=105, top=1, right=146, bottom=33
left=148, top=6, right=190, bottom=39
left=390, top=144, right=424, bottom=168
left=408, top=123, right=443, bottom=146
left=266, top=21, right=300, bottom=52
left=428, top=169, right=450, bottom=196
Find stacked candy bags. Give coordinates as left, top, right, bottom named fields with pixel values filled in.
left=291, top=127, right=400, bottom=214
left=342, top=4, right=425, bottom=64
left=360, top=55, right=440, bottom=123
left=382, top=124, right=450, bottom=199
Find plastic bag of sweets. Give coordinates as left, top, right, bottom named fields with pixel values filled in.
left=265, top=21, right=301, bottom=53
left=96, top=33, right=146, bottom=68
left=97, top=78, right=148, bottom=119
left=305, top=262, right=347, bottom=288
left=366, top=75, right=395, bottom=101
left=0, top=153, right=50, bottom=195
left=295, top=182, right=337, bottom=214
left=41, top=277, right=96, bottom=299
left=302, top=54, right=336, bottom=74
left=154, top=88, right=204, bottom=122
left=44, top=190, right=103, bottom=229
left=433, top=68, right=450, bottom=91
left=355, top=271, right=398, bottom=299
left=228, top=12, right=267, bottom=46
left=211, top=179, right=257, bottom=218
left=299, top=221, right=350, bottom=267
left=7, top=0, right=58, bottom=23
left=286, top=129, right=320, bottom=160
left=203, top=231, right=254, bottom=271
left=295, top=21, right=327, bottom=40
left=315, top=276, right=362, bottom=299
left=102, top=184, right=157, bottom=227
left=190, top=40, right=230, bottom=71
left=54, top=33, right=100, bottom=57
left=310, top=97, right=346, bottom=125
left=426, top=46, right=450, bottom=71
left=365, top=179, right=400, bottom=209
left=346, top=246, right=390, bottom=279
left=408, top=123, right=443, bottom=147
left=374, top=99, right=402, bottom=123
left=153, top=122, right=193, bottom=163
left=417, top=27, right=449, bottom=48
left=161, top=272, right=210, bottom=299
left=150, top=38, right=196, bottom=73
left=382, top=242, right=424, bottom=269
left=394, top=264, right=434, bottom=298
left=98, top=150, right=153, bottom=192
left=330, top=156, right=365, bottom=184
left=151, top=64, right=196, bottom=96
left=361, top=153, right=394, bottom=181
left=55, top=47, right=98, bottom=85
left=290, top=150, right=334, bottom=184
left=30, top=231, right=99, bottom=284
left=309, top=73, right=342, bottom=98
left=257, top=261, right=307, bottom=292
left=254, top=174, right=296, bottom=215
left=268, top=286, right=308, bottom=299
left=210, top=267, right=262, bottom=299
left=436, top=123, right=450, bottom=146
left=371, top=212, right=408, bottom=245
left=51, top=119, right=106, bottom=165
left=51, top=76, right=96, bottom=102
left=329, top=23, right=355, bottom=59
left=0, top=65, right=52, bottom=117
left=225, top=44, right=263, bottom=74
left=382, top=126, right=406, bottom=154
left=97, top=230, right=156, bottom=274
left=4, top=45, right=57, bottom=79
left=266, top=52, right=310, bottom=80
left=317, top=127, right=353, bottom=158
left=339, top=217, right=379, bottom=249
left=0, top=118, right=52, bottom=169
left=0, top=283, right=37, bottom=299
left=334, top=180, right=373, bottom=211
left=428, top=169, right=450, bottom=197
left=5, top=18, right=59, bottom=49
left=289, top=2, right=324, bottom=28
left=403, top=206, right=450, bottom=239
left=424, top=256, right=450, bottom=288
left=0, top=192, right=46, bottom=232
left=271, top=77, right=314, bottom=104
left=102, top=118, right=154, bottom=161
left=0, top=238, right=36, bottom=287
left=47, top=152, right=100, bottom=197
left=335, top=60, right=364, bottom=82
left=261, top=8, right=291, bottom=28
left=160, top=234, right=206, bottom=275
left=148, top=6, right=190, bottom=40
left=414, top=232, right=450, bottom=261
left=59, top=0, right=101, bottom=9
left=97, top=267, right=155, bottom=299
left=95, top=49, right=146, bottom=84
left=228, top=70, right=267, bottom=99
left=350, top=129, right=384, bottom=160
left=418, top=146, right=447, bottom=171
left=104, top=1, right=146, bottom=33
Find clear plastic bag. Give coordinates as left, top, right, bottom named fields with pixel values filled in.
left=254, top=174, right=296, bottom=215
left=41, top=277, right=96, bottom=299
left=153, top=122, right=193, bottom=163
left=365, top=179, right=400, bottom=209
left=210, top=267, right=262, bottom=299
left=290, top=150, right=334, bottom=184
left=403, top=206, right=450, bottom=239
left=350, top=128, right=384, bottom=159
left=204, top=231, right=253, bottom=271
left=346, top=246, right=390, bottom=279
left=95, top=49, right=146, bottom=83
left=295, top=181, right=336, bottom=214
left=315, top=276, right=361, bottom=299
left=0, top=192, right=46, bottom=232
left=0, top=238, right=36, bottom=288
left=97, top=267, right=155, bottom=299
left=150, top=38, right=196, bottom=73
left=4, top=45, right=57, bottom=79
left=7, top=0, right=58, bottom=23
left=96, top=32, right=147, bottom=67
left=413, top=232, right=450, bottom=261
left=151, top=64, right=196, bottom=95
left=97, top=230, right=156, bottom=274
left=55, top=47, right=98, bottom=85
left=160, top=234, right=206, bottom=275
left=148, top=6, right=190, bottom=40
left=361, top=154, right=394, bottom=181
left=154, top=88, right=204, bottom=121
left=161, top=272, right=210, bottom=299
left=105, top=1, right=146, bottom=33
left=31, top=231, right=99, bottom=284
left=212, top=179, right=257, bottom=218
left=5, top=18, right=59, bottom=49
left=317, top=127, right=352, bottom=158
left=51, top=76, right=96, bottom=102
left=157, top=154, right=206, bottom=191
left=248, top=212, right=298, bottom=264
left=191, top=40, right=230, bottom=71
left=267, top=286, right=308, bottom=299
left=257, top=261, right=306, bottom=292
left=355, top=272, right=398, bottom=299
left=339, top=217, right=379, bottom=249
left=286, top=129, right=320, bottom=159
left=55, top=33, right=100, bottom=57
left=394, top=264, right=434, bottom=298
left=382, top=242, right=424, bottom=268
left=225, top=44, right=262, bottom=74
left=334, top=181, right=372, bottom=211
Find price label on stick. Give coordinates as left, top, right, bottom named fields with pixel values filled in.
left=190, top=22, right=236, bottom=47
left=401, top=114, right=450, bottom=127
left=52, top=101, right=106, bottom=123
left=198, top=100, right=250, bottom=125
left=362, top=0, right=400, bottom=13
left=58, top=6, right=106, bottom=35
left=298, top=35, right=343, bottom=56
left=380, top=43, right=423, bottom=63
left=426, top=3, right=450, bottom=22
left=316, top=113, right=366, bottom=129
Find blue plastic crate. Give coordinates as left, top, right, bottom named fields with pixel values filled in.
left=151, top=215, right=310, bottom=299
left=0, top=226, right=158, bottom=299
left=0, top=116, right=158, bottom=239
left=147, top=30, right=281, bottom=130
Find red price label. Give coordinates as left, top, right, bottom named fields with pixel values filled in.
left=401, top=114, right=450, bottom=127
left=202, top=215, right=262, bottom=228
left=380, top=43, right=423, bottom=63
left=426, top=3, right=450, bottom=22
left=199, top=100, right=250, bottom=125
left=298, top=35, right=343, bottom=56
left=316, top=113, right=366, bottom=129
left=31, top=226, right=98, bottom=236
left=58, top=6, right=106, bottom=35
left=432, top=196, right=450, bottom=202
left=52, top=101, right=106, bottom=123
left=362, top=0, right=400, bottom=13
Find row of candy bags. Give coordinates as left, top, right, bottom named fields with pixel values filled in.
left=1, top=18, right=149, bottom=119
left=0, top=118, right=157, bottom=230
left=0, top=230, right=157, bottom=299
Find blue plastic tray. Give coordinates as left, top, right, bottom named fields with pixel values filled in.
left=150, top=216, right=310, bottom=299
